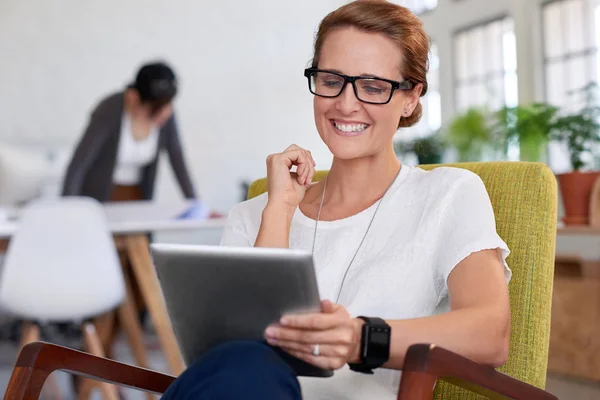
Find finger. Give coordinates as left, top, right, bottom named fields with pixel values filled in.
left=306, top=167, right=315, bottom=187
left=285, top=349, right=346, bottom=370
left=307, top=150, right=316, bottom=167
left=280, top=309, right=347, bottom=329
left=321, top=300, right=341, bottom=314
left=285, top=144, right=301, bottom=151
left=265, top=325, right=354, bottom=346
left=296, top=164, right=305, bottom=185
left=266, top=339, right=350, bottom=359
left=277, top=149, right=313, bottom=172
left=289, top=172, right=300, bottom=188
left=301, top=151, right=313, bottom=185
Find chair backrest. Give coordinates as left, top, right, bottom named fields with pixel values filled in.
left=0, top=197, right=125, bottom=322
left=248, top=162, right=558, bottom=397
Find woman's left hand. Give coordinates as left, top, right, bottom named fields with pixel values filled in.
left=264, top=300, right=363, bottom=370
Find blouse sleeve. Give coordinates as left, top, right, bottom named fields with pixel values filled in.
left=219, top=204, right=254, bottom=247
left=434, top=172, right=511, bottom=298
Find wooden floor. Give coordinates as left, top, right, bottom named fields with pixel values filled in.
left=549, top=257, right=600, bottom=382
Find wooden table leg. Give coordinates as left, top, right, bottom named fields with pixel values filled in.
left=118, top=271, right=154, bottom=400
left=0, top=238, right=9, bottom=253
left=124, top=234, right=185, bottom=375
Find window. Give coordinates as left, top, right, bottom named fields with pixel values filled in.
left=419, top=43, right=442, bottom=134
left=543, top=0, right=598, bottom=109
left=396, top=0, right=438, bottom=15
left=453, top=17, right=519, bottom=112
left=543, top=0, right=600, bottom=171
left=397, top=42, right=442, bottom=141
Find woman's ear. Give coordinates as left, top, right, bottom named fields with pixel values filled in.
left=407, top=83, right=423, bottom=113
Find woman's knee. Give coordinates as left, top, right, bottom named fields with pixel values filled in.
left=161, top=341, right=301, bottom=400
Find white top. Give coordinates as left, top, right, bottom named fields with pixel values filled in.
left=112, top=114, right=160, bottom=185
left=220, top=164, right=511, bottom=400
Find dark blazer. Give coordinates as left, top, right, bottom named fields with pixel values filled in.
left=62, top=92, right=196, bottom=201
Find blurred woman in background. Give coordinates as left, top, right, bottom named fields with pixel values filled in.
left=62, top=61, right=201, bottom=205
left=61, top=62, right=215, bottom=366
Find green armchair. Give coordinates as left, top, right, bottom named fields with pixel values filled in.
left=249, top=161, right=558, bottom=399
left=4, top=162, right=558, bottom=400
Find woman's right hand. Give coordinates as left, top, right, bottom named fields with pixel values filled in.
left=265, top=144, right=316, bottom=211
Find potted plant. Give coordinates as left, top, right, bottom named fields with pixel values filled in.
left=445, top=107, right=496, bottom=161
left=394, top=131, right=445, bottom=165
left=494, top=103, right=559, bottom=162
left=551, top=82, right=600, bottom=225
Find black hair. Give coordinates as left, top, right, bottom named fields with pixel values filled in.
left=131, top=61, right=178, bottom=114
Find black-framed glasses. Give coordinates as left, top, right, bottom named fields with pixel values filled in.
left=304, top=68, right=414, bottom=105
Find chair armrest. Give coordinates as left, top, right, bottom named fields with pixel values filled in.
left=5, top=342, right=176, bottom=398
left=397, top=344, right=557, bottom=400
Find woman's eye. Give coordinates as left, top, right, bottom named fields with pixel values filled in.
left=363, top=86, right=385, bottom=94
left=323, top=80, right=342, bottom=87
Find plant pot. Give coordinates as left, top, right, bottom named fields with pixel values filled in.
left=519, top=134, right=546, bottom=162
left=557, top=171, right=600, bottom=225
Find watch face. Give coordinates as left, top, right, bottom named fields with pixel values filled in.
left=368, top=326, right=391, bottom=360
left=370, top=329, right=389, bottom=344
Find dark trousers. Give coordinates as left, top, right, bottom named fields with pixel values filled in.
left=161, top=341, right=302, bottom=400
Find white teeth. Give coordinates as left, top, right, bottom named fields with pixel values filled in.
left=333, top=122, right=369, bottom=133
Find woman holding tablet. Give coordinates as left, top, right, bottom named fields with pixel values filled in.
left=162, top=1, right=511, bottom=399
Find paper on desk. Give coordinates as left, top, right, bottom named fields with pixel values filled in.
left=174, top=200, right=210, bottom=220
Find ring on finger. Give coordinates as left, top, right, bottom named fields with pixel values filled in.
left=312, top=344, right=320, bottom=356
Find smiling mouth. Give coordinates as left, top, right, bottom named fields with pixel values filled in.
left=331, top=120, right=370, bottom=135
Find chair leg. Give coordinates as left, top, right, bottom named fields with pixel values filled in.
left=118, top=272, right=155, bottom=400
left=79, top=322, right=119, bottom=400
left=18, top=321, right=40, bottom=351
left=76, top=379, right=95, bottom=400
left=15, top=322, right=63, bottom=400
left=95, top=311, right=117, bottom=358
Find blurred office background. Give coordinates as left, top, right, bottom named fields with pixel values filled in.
left=1, top=0, right=600, bottom=398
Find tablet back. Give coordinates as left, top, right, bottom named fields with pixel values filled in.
left=150, top=243, right=332, bottom=377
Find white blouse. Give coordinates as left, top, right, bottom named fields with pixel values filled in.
left=112, top=114, right=160, bottom=185
left=220, top=164, right=511, bottom=400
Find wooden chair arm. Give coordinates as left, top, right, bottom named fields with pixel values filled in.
left=6, top=342, right=558, bottom=399
left=397, top=344, right=557, bottom=400
left=4, top=342, right=176, bottom=399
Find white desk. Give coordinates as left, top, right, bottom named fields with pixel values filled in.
left=0, top=216, right=226, bottom=238
left=0, top=201, right=228, bottom=375
left=0, top=201, right=227, bottom=238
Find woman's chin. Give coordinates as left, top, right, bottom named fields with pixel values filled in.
left=325, top=142, right=368, bottom=160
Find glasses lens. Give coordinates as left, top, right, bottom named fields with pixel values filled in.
left=310, top=72, right=345, bottom=97
left=355, top=79, right=393, bottom=104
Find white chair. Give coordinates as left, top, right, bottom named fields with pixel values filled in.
left=0, top=142, right=50, bottom=206
left=0, top=197, right=125, bottom=400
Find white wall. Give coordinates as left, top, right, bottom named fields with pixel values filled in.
left=0, top=0, right=346, bottom=211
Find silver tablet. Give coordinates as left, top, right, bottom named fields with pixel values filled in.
left=150, top=243, right=333, bottom=377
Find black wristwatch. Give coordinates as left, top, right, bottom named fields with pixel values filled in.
left=348, top=316, right=391, bottom=374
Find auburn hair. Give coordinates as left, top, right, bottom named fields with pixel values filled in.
left=311, top=0, right=429, bottom=128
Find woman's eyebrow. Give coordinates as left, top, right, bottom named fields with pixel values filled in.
left=322, top=68, right=388, bottom=79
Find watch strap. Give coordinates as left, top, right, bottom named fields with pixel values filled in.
left=348, top=316, right=391, bottom=374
